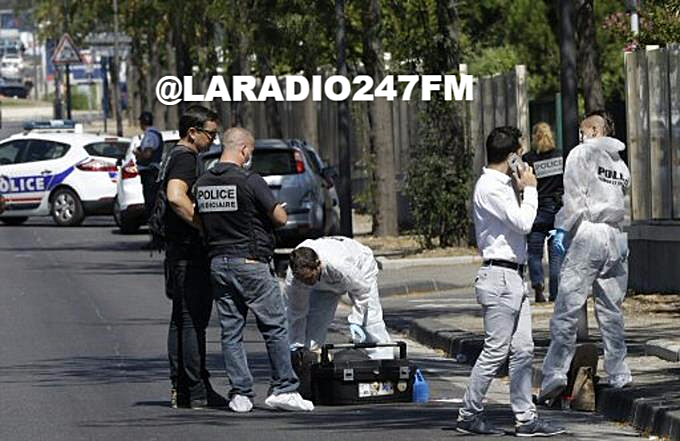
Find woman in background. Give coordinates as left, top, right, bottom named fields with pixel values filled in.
left=523, top=122, right=564, bottom=303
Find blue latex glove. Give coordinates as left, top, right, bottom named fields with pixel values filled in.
left=289, top=343, right=304, bottom=352
left=349, top=324, right=367, bottom=343
left=552, top=229, right=568, bottom=256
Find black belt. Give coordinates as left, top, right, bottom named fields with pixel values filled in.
left=483, top=259, right=524, bottom=274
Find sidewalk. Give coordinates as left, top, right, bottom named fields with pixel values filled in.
left=373, top=259, right=680, bottom=441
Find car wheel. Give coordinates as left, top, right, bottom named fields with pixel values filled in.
left=112, top=197, right=122, bottom=228
left=50, top=188, right=85, bottom=226
left=0, top=216, right=28, bottom=226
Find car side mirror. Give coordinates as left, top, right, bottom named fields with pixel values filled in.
left=321, top=166, right=338, bottom=187
left=322, top=166, right=338, bottom=179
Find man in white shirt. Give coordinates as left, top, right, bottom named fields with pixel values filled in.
left=457, top=127, right=565, bottom=437
left=283, top=236, right=393, bottom=360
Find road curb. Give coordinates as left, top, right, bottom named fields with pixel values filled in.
left=379, top=280, right=465, bottom=298
left=386, top=316, right=680, bottom=441
left=377, top=255, right=481, bottom=270
left=645, top=339, right=680, bottom=362
left=598, top=386, right=680, bottom=441
left=340, top=280, right=468, bottom=306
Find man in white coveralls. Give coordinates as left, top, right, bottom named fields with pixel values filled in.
left=539, top=112, right=633, bottom=404
left=283, top=236, right=394, bottom=360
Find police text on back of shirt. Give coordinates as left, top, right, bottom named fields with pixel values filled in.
left=196, top=185, right=238, bottom=212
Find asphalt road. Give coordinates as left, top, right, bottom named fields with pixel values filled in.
left=0, top=216, right=641, bottom=440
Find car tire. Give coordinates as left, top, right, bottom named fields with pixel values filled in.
left=113, top=198, right=141, bottom=234
left=50, top=188, right=85, bottom=226
left=112, top=197, right=122, bottom=228
left=0, top=216, right=28, bottom=226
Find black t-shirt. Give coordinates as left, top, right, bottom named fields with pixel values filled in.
left=195, top=162, right=277, bottom=260
left=163, top=146, right=205, bottom=261
left=523, top=149, right=564, bottom=206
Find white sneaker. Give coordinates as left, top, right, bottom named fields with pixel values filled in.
left=609, top=374, right=633, bottom=389
left=264, top=392, right=314, bottom=411
left=228, top=394, right=253, bottom=413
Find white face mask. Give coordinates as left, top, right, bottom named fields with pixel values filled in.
left=243, top=155, right=252, bottom=170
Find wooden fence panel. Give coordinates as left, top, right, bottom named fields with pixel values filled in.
left=669, top=44, right=680, bottom=220
left=648, top=47, right=673, bottom=219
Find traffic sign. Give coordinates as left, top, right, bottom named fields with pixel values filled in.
left=52, top=33, right=81, bottom=64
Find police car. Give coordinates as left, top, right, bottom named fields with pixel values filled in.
left=0, top=121, right=130, bottom=226
left=113, top=130, right=180, bottom=233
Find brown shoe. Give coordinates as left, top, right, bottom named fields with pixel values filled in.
left=534, top=285, right=547, bottom=303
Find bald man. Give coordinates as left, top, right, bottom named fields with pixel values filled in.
left=538, top=112, right=632, bottom=404
left=195, top=127, right=313, bottom=413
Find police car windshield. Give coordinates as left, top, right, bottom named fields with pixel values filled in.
left=251, top=149, right=297, bottom=176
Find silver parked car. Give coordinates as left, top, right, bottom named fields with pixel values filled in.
left=200, top=138, right=340, bottom=246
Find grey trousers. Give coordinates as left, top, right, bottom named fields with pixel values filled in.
left=459, top=265, right=537, bottom=423
left=541, top=221, right=631, bottom=390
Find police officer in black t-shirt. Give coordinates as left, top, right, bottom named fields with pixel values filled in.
left=522, top=122, right=565, bottom=303
left=162, top=105, right=224, bottom=409
left=195, top=127, right=313, bottom=413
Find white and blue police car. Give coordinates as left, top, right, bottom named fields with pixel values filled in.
left=0, top=121, right=130, bottom=226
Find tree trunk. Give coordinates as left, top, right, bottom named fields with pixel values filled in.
left=259, top=53, right=283, bottom=138
left=229, top=26, right=251, bottom=128
left=575, top=0, right=605, bottom=113
left=336, top=0, right=353, bottom=237
left=172, top=5, right=192, bottom=121
left=301, top=91, right=319, bottom=147
left=363, top=0, right=398, bottom=236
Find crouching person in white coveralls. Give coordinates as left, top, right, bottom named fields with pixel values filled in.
left=283, top=236, right=394, bottom=360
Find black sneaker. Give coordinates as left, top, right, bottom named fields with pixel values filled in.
left=456, top=416, right=505, bottom=436
left=534, top=284, right=547, bottom=303
left=536, top=383, right=565, bottom=407
left=515, top=419, right=566, bottom=437
left=189, top=397, right=209, bottom=410
left=206, top=389, right=228, bottom=408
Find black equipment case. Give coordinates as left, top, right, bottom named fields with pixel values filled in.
left=310, top=341, right=414, bottom=405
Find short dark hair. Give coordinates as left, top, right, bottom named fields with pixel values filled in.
left=586, top=110, right=615, bottom=136
left=179, top=105, right=220, bottom=138
left=138, top=111, right=153, bottom=126
left=486, top=126, right=522, bottom=164
left=289, top=247, right=320, bottom=276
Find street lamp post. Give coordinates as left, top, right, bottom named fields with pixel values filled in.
left=112, top=0, right=123, bottom=136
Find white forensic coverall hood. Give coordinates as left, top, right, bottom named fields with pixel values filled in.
left=542, top=135, right=633, bottom=392
left=555, top=136, right=630, bottom=233
left=283, top=237, right=393, bottom=359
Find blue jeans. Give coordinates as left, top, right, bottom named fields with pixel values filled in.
left=210, top=255, right=299, bottom=398
left=527, top=204, right=563, bottom=300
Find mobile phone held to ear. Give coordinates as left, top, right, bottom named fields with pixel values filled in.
left=508, top=153, right=526, bottom=176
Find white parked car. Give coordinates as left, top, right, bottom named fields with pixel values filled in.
left=113, top=130, right=180, bottom=233
left=0, top=121, right=130, bottom=226
left=0, top=54, right=23, bottom=82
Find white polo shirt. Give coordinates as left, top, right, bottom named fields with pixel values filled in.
left=473, top=168, right=538, bottom=264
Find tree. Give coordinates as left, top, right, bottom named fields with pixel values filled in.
left=576, top=0, right=605, bottom=113
left=361, top=0, right=398, bottom=237
left=386, top=0, right=471, bottom=247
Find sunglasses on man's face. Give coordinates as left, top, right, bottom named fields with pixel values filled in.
left=196, top=128, right=219, bottom=141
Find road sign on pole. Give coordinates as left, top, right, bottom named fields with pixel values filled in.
left=52, top=34, right=80, bottom=120
left=52, top=33, right=81, bottom=65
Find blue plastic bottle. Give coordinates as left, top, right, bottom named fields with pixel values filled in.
left=412, top=368, right=430, bottom=403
